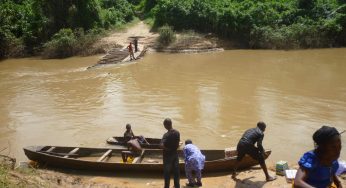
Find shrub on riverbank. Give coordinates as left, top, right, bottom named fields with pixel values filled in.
left=143, top=0, right=346, bottom=49
left=42, top=28, right=106, bottom=58
left=0, top=31, right=26, bottom=58
left=158, top=25, right=176, bottom=46
left=0, top=165, right=11, bottom=187
left=42, top=29, right=77, bottom=58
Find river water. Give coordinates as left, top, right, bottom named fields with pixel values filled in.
left=0, top=49, right=345, bottom=164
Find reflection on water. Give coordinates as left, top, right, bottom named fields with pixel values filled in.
left=0, top=49, right=346, bottom=164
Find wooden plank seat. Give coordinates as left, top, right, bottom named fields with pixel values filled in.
left=97, top=149, right=112, bottom=162
left=63, top=148, right=79, bottom=158
left=46, top=147, right=56, bottom=152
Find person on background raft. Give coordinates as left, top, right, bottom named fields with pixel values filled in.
left=183, top=139, right=205, bottom=187
left=232, top=121, right=276, bottom=181
left=294, top=126, right=343, bottom=188
left=123, top=123, right=135, bottom=142
left=134, top=38, right=138, bottom=52
left=126, top=42, right=135, bottom=60
left=160, top=118, right=180, bottom=188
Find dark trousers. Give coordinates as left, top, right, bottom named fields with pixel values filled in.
left=163, top=153, right=180, bottom=188
left=237, top=141, right=265, bottom=165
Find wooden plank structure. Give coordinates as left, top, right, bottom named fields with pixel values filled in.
left=46, top=147, right=56, bottom=152
left=98, top=48, right=129, bottom=64
left=98, top=41, right=146, bottom=65
left=24, top=146, right=271, bottom=173
left=97, top=149, right=112, bottom=162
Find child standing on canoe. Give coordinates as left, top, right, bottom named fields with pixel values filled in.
left=294, top=126, right=342, bottom=188
left=183, top=139, right=205, bottom=187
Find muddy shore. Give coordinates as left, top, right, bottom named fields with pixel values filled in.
left=1, top=155, right=345, bottom=188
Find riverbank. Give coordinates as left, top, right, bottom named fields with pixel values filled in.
left=0, top=156, right=286, bottom=188
left=94, top=21, right=232, bottom=54
left=81, top=21, right=226, bottom=68
left=91, top=21, right=228, bottom=66
left=2, top=155, right=345, bottom=188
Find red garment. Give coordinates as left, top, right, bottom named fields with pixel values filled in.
left=127, top=44, right=133, bottom=52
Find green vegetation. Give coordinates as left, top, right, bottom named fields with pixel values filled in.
left=141, top=0, right=346, bottom=49
left=0, top=164, right=43, bottom=188
left=1, top=0, right=345, bottom=59
left=41, top=28, right=107, bottom=58
left=0, top=165, right=9, bottom=187
left=0, top=0, right=136, bottom=59
left=158, top=25, right=176, bottom=45
left=0, top=156, right=42, bottom=188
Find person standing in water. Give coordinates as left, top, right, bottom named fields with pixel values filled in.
left=294, top=126, right=342, bottom=188
left=134, top=38, right=138, bottom=52
left=127, top=42, right=135, bottom=60
left=232, top=121, right=276, bottom=181
left=160, top=118, right=180, bottom=188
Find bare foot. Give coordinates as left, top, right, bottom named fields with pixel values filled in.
left=266, top=175, right=277, bottom=182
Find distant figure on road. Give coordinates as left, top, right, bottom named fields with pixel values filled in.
left=160, top=118, right=180, bottom=188
left=183, top=139, right=205, bottom=187
left=127, top=42, right=135, bottom=60
left=232, top=121, right=276, bottom=182
left=294, top=126, right=342, bottom=188
left=134, top=38, right=138, bottom=52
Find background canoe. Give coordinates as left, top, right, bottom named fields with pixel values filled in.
left=24, top=146, right=271, bottom=173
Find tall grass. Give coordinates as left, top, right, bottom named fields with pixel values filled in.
left=158, top=25, right=176, bottom=46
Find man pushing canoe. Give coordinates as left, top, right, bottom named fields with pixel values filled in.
left=232, top=121, right=276, bottom=182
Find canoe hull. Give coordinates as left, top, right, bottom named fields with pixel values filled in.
left=24, top=146, right=271, bottom=172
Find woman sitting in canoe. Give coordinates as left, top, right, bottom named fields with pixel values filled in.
left=124, top=124, right=135, bottom=142
left=123, top=124, right=149, bottom=144
left=294, top=126, right=342, bottom=188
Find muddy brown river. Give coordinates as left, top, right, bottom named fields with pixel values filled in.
left=0, top=49, right=345, bottom=164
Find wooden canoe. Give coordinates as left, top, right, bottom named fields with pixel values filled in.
left=24, top=146, right=271, bottom=172
left=106, top=137, right=162, bottom=149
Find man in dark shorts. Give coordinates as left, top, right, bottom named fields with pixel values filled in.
left=160, top=118, right=180, bottom=188
left=232, top=121, right=276, bottom=181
